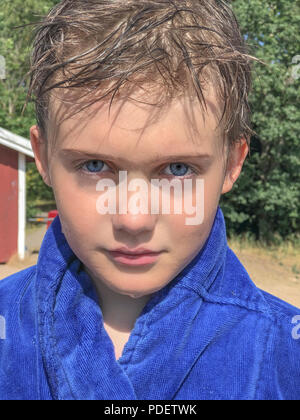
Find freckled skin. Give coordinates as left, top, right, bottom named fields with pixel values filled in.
left=30, top=92, right=248, bottom=340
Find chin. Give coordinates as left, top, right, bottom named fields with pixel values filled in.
left=126, top=292, right=148, bottom=299
left=112, top=281, right=163, bottom=299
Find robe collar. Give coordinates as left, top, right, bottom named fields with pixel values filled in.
left=36, top=206, right=228, bottom=400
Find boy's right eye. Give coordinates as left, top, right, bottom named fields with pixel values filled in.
left=81, top=160, right=109, bottom=173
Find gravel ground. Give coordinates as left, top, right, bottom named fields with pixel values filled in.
left=0, top=224, right=46, bottom=279
left=234, top=249, right=300, bottom=309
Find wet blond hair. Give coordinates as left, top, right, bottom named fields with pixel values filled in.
left=25, top=0, right=259, bottom=147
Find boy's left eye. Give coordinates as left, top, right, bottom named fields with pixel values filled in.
left=81, top=160, right=109, bottom=173
left=163, top=163, right=194, bottom=177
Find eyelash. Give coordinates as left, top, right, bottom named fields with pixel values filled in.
left=75, top=160, right=199, bottom=178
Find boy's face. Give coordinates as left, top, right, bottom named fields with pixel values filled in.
left=30, top=90, right=248, bottom=299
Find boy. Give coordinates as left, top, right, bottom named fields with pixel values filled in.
left=0, top=0, right=299, bottom=400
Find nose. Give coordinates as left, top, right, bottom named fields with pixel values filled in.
left=112, top=176, right=159, bottom=235
left=112, top=212, right=158, bottom=235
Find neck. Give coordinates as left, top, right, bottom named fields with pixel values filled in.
left=85, top=267, right=152, bottom=333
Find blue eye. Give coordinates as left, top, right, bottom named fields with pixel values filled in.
left=164, top=163, right=193, bottom=177
left=82, top=160, right=107, bottom=173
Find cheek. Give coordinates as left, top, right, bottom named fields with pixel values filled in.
left=165, top=213, right=207, bottom=251
left=203, top=166, right=226, bottom=206
left=165, top=177, right=221, bottom=251
left=51, top=169, right=101, bottom=235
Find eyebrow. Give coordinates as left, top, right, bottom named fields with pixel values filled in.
left=60, top=148, right=213, bottom=165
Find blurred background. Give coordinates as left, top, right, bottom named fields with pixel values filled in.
left=0, top=0, right=299, bottom=306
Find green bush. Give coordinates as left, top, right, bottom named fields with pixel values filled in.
left=221, top=0, right=300, bottom=244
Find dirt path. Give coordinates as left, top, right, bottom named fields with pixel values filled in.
left=1, top=227, right=299, bottom=309
left=0, top=224, right=46, bottom=279
left=231, top=246, right=300, bottom=308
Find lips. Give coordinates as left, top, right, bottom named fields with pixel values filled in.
left=112, top=247, right=161, bottom=255
left=108, top=247, right=163, bottom=266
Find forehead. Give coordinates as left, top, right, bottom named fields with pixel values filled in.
left=48, top=87, right=224, bottom=159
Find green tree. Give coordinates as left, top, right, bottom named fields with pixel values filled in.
left=0, top=0, right=57, bottom=135
left=0, top=0, right=57, bottom=215
left=221, top=0, right=300, bottom=243
left=1, top=0, right=299, bottom=241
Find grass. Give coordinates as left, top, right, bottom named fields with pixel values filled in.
left=26, top=222, right=45, bottom=232
left=292, top=264, right=300, bottom=276
left=26, top=199, right=57, bottom=230
left=228, top=234, right=300, bottom=307
left=228, top=234, right=300, bottom=279
left=228, top=234, right=300, bottom=257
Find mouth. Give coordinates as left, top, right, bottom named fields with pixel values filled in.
left=107, top=248, right=163, bottom=266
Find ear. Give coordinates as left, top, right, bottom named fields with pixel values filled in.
left=30, top=125, right=52, bottom=187
left=221, top=137, right=249, bottom=195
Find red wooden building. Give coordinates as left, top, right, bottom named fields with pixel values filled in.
left=0, top=127, right=34, bottom=263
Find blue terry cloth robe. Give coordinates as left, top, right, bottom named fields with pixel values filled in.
left=0, top=206, right=299, bottom=400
